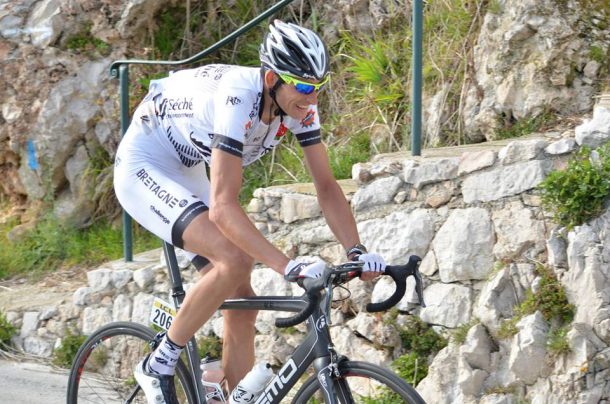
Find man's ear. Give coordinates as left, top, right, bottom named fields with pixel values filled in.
left=264, top=69, right=278, bottom=88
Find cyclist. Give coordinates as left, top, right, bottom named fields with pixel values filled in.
left=113, top=20, right=386, bottom=403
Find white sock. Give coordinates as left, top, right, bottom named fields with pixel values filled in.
left=147, top=334, right=184, bottom=376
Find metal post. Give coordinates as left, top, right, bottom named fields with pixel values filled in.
left=119, top=64, right=133, bottom=262
left=411, top=0, right=423, bottom=156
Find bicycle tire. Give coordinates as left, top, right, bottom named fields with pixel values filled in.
left=292, top=360, right=426, bottom=404
left=66, top=321, right=197, bottom=404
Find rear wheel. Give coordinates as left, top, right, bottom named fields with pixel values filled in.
left=292, top=360, right=425, bottom=403
left=66, top=321, right=196, bottom=403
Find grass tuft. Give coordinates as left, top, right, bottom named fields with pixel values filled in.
left=0, top=214, right=160, bottom=280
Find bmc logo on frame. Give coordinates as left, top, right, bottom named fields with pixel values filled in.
left=254, top=359, right=298, bottom=403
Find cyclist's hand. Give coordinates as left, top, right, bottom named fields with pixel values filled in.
left=358, top=253, right=386, bottom=281
left=284, top=260, right=326, bottom=282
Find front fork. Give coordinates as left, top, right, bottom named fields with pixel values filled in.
left=312, top=349, right=353, bottom=404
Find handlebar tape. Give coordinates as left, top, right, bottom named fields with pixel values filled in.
left=275, top=277, right=323, bottom=328
left=366, top=255, right=423, bottom=312
left=275, top=256, right=424, bottom=327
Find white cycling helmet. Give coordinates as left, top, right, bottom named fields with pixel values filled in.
left=260, top=20, right=329, bottom=81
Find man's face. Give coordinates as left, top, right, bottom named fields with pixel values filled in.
left=275, top=75, right=324, bottom=121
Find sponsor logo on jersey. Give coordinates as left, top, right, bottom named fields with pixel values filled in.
left=248, top=92, right=262, bottom=120
left=300, top=109, right=316, bottom=128
left=189, top=132, right=212, bottom=160
left=275, top=122, right=288, bottom=138
left=226, top=96, right=242, bottom=106
left=150, top=205, right=170, bottom=224
left=136, top=169, right=180, bottom=208
left=156, top=96, right=194, bottom=120
left=213, top=65, right=231, bottom=80
left=193, top=64, right=232, bottom=80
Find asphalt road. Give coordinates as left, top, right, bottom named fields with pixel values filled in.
left=0, top=359, right=68, bottom=404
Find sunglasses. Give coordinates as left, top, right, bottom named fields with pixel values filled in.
left=278, top=73, right=329, bottom=95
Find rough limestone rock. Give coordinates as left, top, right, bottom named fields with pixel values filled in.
left=433, top=208, right=494, bottom=282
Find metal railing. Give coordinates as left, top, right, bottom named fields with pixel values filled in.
left=110, top=0, right=423, bottom=261
left=412, top=0, right=423, bottom=156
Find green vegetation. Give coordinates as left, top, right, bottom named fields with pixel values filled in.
left=539, top=143, right=610, bottom=229
left=519, top=266, right=574, bottom=325
left=53, top=330, right=87, bottom=368
left=547, top=326, right=571, bottom=356
left=363, top=315, right=447, bottom=401
left=495, top=110, right=556, bottom=140
left=497, top=265, right=574, bottom=342
left=65, top=21, right=110, bottom=56
left=197, top=335, right=223, bottom=359
left=0, top=312, right=16, bottom=346
left=452, top=319, right=480, bottom=345
left=240, top=131, right=371, bottom=204
left=497, top=318, right=519, bottom=339
left=0, top=214, right=159, bottom=280
left=393, top=316, right=447, bottom=386
left=589, top=45, right=607, bottom=65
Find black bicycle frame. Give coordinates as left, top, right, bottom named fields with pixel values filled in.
left=162, top=241, right=346, bottom=404
left=220, top=298, right=339, bottom=404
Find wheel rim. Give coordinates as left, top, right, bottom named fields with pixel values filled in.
left=71, top=328, right=193, bottom=403
left=294, top=361, right=423, bottom=404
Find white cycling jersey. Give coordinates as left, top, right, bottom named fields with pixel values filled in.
left=139, top=64, right=321, bottom=167
left=114, top=64, right=322, bottom=257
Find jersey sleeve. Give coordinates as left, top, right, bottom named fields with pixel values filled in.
left=287, top=104, right=322, bottom=148
left=211, top=86, right=259, bottom=159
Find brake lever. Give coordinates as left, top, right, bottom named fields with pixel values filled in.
left=411, top=262, right=426, bottom=308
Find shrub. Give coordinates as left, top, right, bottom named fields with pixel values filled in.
left=392, top=316, right=447, bottom=386
left=547, top=326, right=571, bottom=356
left=393, top=351, right=428, bottom=386
left=451, top=319, right=480, bottom=345
left=197, top=335, right=223, bottom=359
left=398, top=316, right=447, bottom=356
left=495, top=110, right=555, bottom=140
left=517, top=265, right=574, bottom=325
left=497, top=265, right=574, bottom=340
left=53, top=330, right=87, bottom=368
left=65, top=21, right=110, bottom=56
left=497, top=318, right=519, bottom=339
left=0, top=312, right=16, bottom=346
left=539, top=143, right=610, bottom=229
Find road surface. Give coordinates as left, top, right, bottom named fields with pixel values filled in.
left=0, top=359, right=68, bottom=403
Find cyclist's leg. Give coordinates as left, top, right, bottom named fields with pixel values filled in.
left=221, top=278, right=257, bottom=389
left=177, top=213, right=257, bottom=388
left=188, top=247, right=258, bottom=389
left=115, top=129, right=258, bottom=389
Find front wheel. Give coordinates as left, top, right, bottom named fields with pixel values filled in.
left=292, top=360, right=426, bottom=403
left=66, top=321, right=196, bottom=403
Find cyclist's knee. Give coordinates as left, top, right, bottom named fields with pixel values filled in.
left=214, top=250, right=254, bottom=277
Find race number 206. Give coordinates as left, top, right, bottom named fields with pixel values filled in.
left=150, top=297, right=176, bottom=331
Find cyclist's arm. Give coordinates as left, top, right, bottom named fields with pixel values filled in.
left=302, top=142, right=361, bottom=251
left=208, top=147, right=290, bottom=274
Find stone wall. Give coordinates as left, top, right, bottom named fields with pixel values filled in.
left=4, top=104, right=610, bottom=403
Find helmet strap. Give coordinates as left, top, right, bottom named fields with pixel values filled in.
left=269, top=79, right=286, bottom=118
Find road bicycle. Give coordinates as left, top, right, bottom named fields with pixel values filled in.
left=67, top=241, right=427, bottom=403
